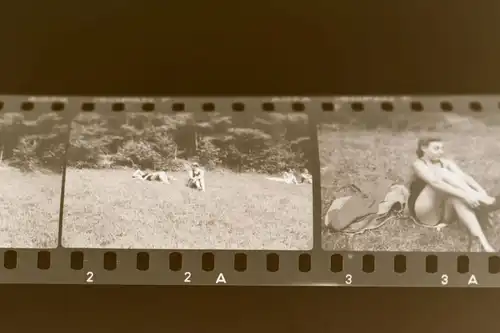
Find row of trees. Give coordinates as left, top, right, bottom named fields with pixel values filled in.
left=67, top=112, right=311, bottom=174
left=0, top=112, right=69, bottom=172
left=0, top=111, right=311, bottom=174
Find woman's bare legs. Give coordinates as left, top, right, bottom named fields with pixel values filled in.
left=132, top=169, right=146, bottom=180
left=438, top=168, right=495, bottom=205
left=157, top=172, right=171, bottom=184
left=449, top=197, right=496, bottom=252
left=414, top=186, right=453, bottom=226
left=414, top=186, right=496, bottom=252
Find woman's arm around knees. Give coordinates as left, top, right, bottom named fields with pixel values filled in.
left=443, top=158, right=488, bottom=194
left=412, top=160, right=471, bottom=200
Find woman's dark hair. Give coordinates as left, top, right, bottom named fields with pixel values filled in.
left=416, top=137, right=442, bottom=158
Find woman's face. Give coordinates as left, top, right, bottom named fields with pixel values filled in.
left=422, top=141, right=444, bottom=160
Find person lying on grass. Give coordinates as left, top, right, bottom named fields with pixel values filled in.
left=283, top=168, right=299, bottom=184
left=264, top=167, right=311, bottom=185
left=408, top=137, right=500, bottom=252
left=186, top=162, right=206, bottom=192
left=132, top=169, right=176, bottom=183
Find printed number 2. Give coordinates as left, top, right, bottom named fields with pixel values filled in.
left=184, top=272, right=192, bottom=283
left=86, top=271, right=94, bottom=283
left=345, top=274, right=352, bottom=285
left=441, top=274, right=448, bottom=285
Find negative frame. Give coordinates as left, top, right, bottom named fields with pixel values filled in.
left=61, top=99, right=314, bottom=250
left=320, top=96, right=500, bottom=254
left=0, top=95, right=499, bottom=287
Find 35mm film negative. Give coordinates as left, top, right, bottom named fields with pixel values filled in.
left=1, top=95, right=500, bottom=287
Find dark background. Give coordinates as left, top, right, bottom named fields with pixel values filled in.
left=3, top=1, right=500, bottom=95
left=1, top=1, right=500, bottom=332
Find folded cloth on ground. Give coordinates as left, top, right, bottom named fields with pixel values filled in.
left=324, top=179, right=409, bottom=234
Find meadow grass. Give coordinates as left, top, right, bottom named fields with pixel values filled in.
left=62, top=168, right=312, bottom=250
left=0, top=166, right=60, bottom=248
left=320, top=127, right=500, bottom=252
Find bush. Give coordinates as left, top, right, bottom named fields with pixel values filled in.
left=112, top=140, right=160, bottom=169
left=156, top=159, right=188, bottom=172
left=107, top=140, right=187, bottom=172
left=256, top=143, right=305, bottom=174
left=9, top=137, right=63, bottom=173
left=9, top=137, right=39, bottom=172
left=197, top=138, right=222, bottom=168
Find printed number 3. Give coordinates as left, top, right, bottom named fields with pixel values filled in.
left=86, top=271, right=94, bottom=283
left=184, top=272, right=192, bottom=283
left=345, top=274, right=352, bottom=285
left=441, top=274, right=448, bottom=285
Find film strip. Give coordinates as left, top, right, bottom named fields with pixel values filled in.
left=1, top=95, right=500, bottom=287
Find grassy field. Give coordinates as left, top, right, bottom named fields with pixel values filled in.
left=0, top=166, right=60, bottom=248
left=62, top=168, right=312, bottom=250
left=320, top=125, right=500, bottom=252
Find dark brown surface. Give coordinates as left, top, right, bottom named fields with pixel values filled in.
left=0, top=285, right=497, bottom=332
left=1, top=0, right=500, bottom=331
left=1, top=2, right=500, bottom=95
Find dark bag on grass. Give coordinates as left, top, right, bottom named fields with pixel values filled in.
left=324, top=179, right=409, bottom=234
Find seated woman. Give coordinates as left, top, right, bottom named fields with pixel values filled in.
left=186, top=162, right=206, bottom=191
left=299, top=168, right=313, bottom=184
left=407, top=137, right=500, bottom=252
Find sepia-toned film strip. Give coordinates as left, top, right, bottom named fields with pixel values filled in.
left=1, top=95, right=500, bottom=287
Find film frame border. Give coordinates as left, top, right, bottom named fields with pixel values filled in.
left=0, top=95, right=318, bottom=286
left=316, top=95, right=500, bottom=288
left=0, top=95, right=498, bottom=287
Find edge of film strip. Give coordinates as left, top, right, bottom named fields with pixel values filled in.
left=0, top=95, right=499, bottom=287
